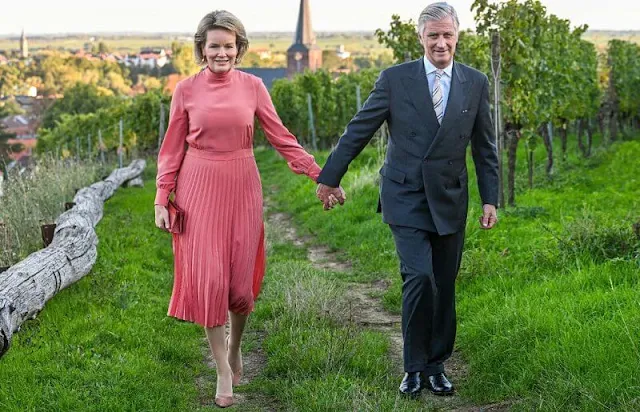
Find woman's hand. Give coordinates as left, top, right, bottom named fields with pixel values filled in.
left=155, top=205, right=170, bottom=231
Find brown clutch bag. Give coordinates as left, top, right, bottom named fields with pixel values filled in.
left=167, top=200, right=185, bottom=234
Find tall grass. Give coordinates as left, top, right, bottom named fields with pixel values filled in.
left=0, top=156, right=105, bottom=267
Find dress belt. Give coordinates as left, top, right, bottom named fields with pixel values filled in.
left=186, top=146, right=254, bottom=161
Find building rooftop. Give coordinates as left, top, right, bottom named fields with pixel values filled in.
left=238, top=68, right=288, bottom=90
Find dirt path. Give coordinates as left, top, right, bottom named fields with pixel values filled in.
left=193, top=197, right=511, bottom=411
left=196, top=330, right=276, bottom=411
left=264, top=205, right=512, bottom=411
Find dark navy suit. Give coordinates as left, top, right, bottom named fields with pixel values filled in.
left=318, top=58, right=498, bottom=374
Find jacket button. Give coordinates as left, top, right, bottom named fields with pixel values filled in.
left=448, top=160, right=453, bottom=165
left=409, top=131, right=416, bottom=137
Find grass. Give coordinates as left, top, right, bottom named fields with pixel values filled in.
left=0, top=156, right=106, bottom=267
left=247, top=208, right=450, bottom=411
left=255, top=132, right=640, bottom=411
left=2, top=131, right=638, bottom=410
left=0, top=156, right=435, bottom=411
left=0, top=162, right=209, bottom=411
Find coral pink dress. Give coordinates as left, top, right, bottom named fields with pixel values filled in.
left=155, top=67, right=320, bottom=328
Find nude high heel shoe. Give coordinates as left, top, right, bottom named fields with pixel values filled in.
left=215, top=369, right=234, bottom=408
left=214, top=394, right=234, bottom=408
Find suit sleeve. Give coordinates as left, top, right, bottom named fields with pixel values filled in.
left=471, top=75, right=499, bottom=207
left=255, top=78, right=321, bottom=182
left=155, top=81, right=188, bottom=206
left=317, top=70, right=391, bottom=187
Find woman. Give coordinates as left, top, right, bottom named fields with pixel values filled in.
left=154, top=10, right=337, bottom=408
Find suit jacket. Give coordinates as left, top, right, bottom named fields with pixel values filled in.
left=317, top=58, right=499, bottom=235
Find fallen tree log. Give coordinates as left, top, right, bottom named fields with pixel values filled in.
left=127, top=176, right=144, bottom=188
left=0, top=159, right=146, bottom=358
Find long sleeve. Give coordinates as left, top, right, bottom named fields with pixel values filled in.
left=254, top=78, right=321, bottom=182
left=471, top=76, right=499, bottom=206
left=155, top=81, right=188, bottom=206
left=317, top=70, right=390, bottom=188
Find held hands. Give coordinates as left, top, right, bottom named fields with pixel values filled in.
left=479, top=204, right=498, bottom=229
left=155, top=204, right=170, bottom=231
left=316, top=183, right=347, bottom=210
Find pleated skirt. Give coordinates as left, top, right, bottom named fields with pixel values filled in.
left=167, top=147, right=266, bottom=327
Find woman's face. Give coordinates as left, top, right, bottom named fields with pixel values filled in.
left=204, top=29, right=237, bottom=73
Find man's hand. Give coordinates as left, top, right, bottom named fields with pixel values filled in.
left=316, top=183, right=347, bottom=210
left=479, top=204, right=498, bottom=229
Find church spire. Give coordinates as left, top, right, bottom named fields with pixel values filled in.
left=294, top=0, right=316, bottom=46
left=20, top=28, right=28, bottom=59
left=286, top=0, right=322, bottom=78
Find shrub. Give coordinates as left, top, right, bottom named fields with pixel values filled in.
left=0, top=156, right=106, bottom=266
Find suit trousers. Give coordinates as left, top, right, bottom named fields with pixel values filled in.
left=389, top=224, right=465, bottom=375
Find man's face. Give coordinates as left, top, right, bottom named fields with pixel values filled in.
left=420, top=17, right=457, bottom=69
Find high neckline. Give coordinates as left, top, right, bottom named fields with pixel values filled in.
left=204, top=66, right=234, bottom=84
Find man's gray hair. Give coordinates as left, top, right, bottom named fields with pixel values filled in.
left=417, top=2, right=460, bottom=37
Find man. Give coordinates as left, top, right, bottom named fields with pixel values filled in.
left=316, top=2, right=499, bottom=398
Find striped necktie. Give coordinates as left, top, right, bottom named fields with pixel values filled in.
left=432, top=69, right=444, bottom=125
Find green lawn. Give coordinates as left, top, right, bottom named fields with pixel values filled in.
left=1, top=133, right=638, bottom=411
left=0, top=161, right=429, bottom=411
left=0, top=164, right=208, bottom=411
left=256, top=134, right=640, bottom=411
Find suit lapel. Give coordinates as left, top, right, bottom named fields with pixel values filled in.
left=401, top=59, right=439, bottom=126
left=424, top=62, right=469, bottom=159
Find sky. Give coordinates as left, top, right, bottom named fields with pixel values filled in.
left=1, top=0, right=638, bottom=36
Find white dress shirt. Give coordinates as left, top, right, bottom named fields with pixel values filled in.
left=424, top=57, right=453, bottom=119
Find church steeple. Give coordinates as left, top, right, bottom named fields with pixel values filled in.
left=20, top=28, right=28, bottom=59
left=294, top=0, right=316, bottom=46
left=287, top=0, right=322, bottom=78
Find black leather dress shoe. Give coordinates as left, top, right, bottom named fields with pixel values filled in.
left=426, top=372, right=454, bottom=396
left=399, top=372, right=424, bottom=398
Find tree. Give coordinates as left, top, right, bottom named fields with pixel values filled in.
left=607, top=40, right=640, bottom=138
left=456, top=30, right=490, bottom=75
left=353, top=56, right=372, bottom=70
left=0, top=65, right=21, bottom=97
left=41, top=83, right=117, bottom=129
left=473, top=0, right=552, bottom=205
left=170, top=42, right=200, bottom=76
left=37, top=89, right=172, bottom=156
left=0, top=106, right=23, bottom=167
left=33, top=51, right=131, bottom=96
left=268, top=69, right=379, bottom=149
left=375, top=14, right=491, bottom=74
left=0, top=100, right=23, bottom=116
left=92, top=41, right=111, bottom=54
left=322, top=50, right=342, bottom=70
left=240, top=52, right=262, bottom=68
left=141, top=76, right=163, bottom=91
left=375, top=14, right=422, bottom=62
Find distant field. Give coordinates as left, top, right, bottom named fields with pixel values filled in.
left=0, top=36, right=192, bottom=54
left=0, top=30, right=637, bottom=56
left=0, top=33, right=387, bottom=55
left=582, top=30, right=640, bottom=52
